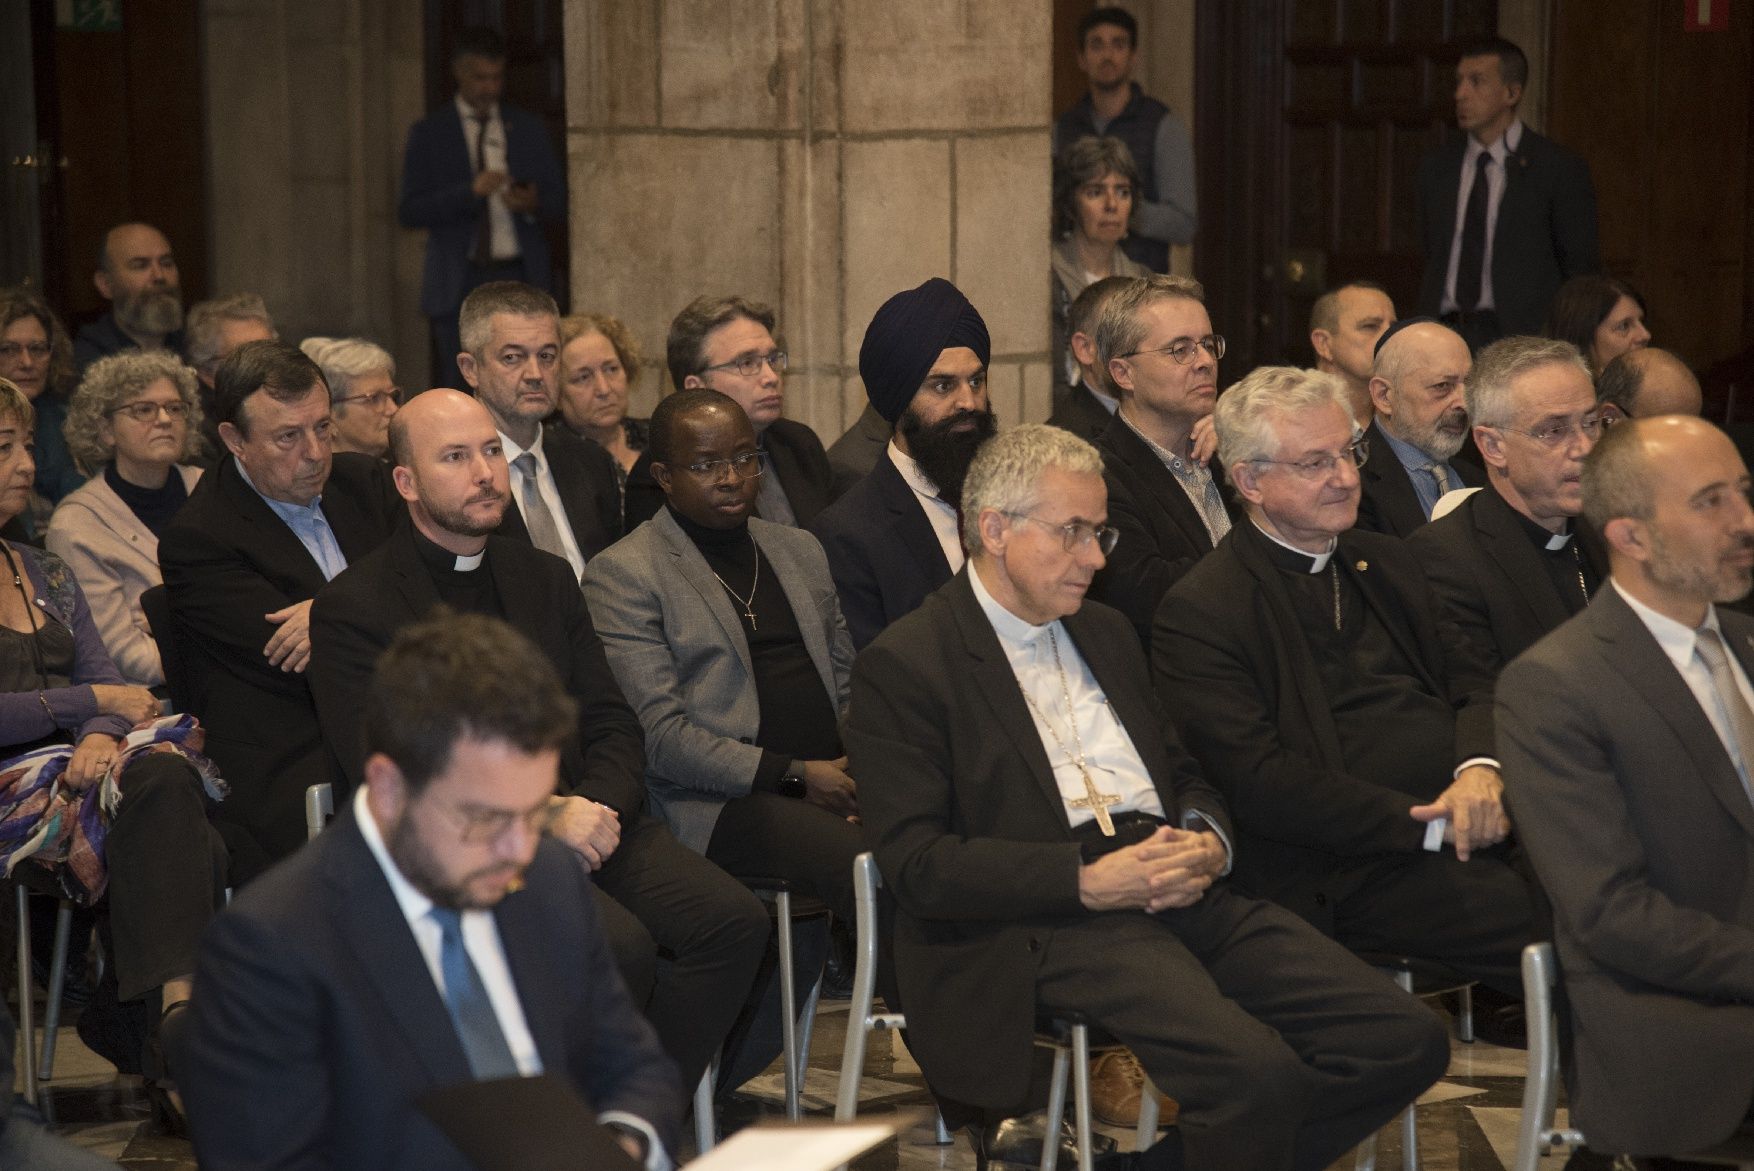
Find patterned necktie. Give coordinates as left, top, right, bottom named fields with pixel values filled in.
left=1455, top=151, right=1492, bottom=312
left=1427, top=462, right=1453, bottom=498
left=512, top=452, right=569, bottom=561
left=1692, top=626, right=1754, bottom=807
left=429, top=907, right=521, bottom=1079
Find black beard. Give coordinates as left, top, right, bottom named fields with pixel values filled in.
left=899, top=407, right=997, bottom=506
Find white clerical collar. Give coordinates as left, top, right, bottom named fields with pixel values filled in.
left=1250, top=519, right=1335, bottom=573
left=1544, top=530, right=1571, bottom=552
left=454, top=549, right=486, bottom=571
left=969, top=560, right=1059, bottom=648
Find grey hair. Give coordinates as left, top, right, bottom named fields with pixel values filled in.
left=299, top=336, right=396, bottom=403
left=1215, top=366, right=1356, bottom=469
left=459, top=282, right=559, bottom=357
left=1092, top=273, right=1205, bottom=373
left=961, top=424, right=1104, bottom=556
left=1465, top=335, right=1591, bottom=429
left=65, top=350, right=203, bottom=474
left=184, top=293, right=276, bottom=374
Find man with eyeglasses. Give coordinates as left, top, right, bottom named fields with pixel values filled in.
left=159, top=339, right=401, bottom=870
left=643, top=295, right=838, bottom=530
left=845, top=423, right=1447, bottom=1170
left=182, top=609, right=683, bottom=1170
left=1409, top=337, right=1608, bottom=682
left=456, top=281, right=621, bottom=582
left=1091, top=273, right=1239, bottom=645
left=812, top=277, right=999, bottom=650
left=1356, top=317, right=1485, bottom=537
left=309, top=389, right=768, bottom=1095
left=1154, top=365, right=1536, bottom=1034
left=585, top=388, right=865, bottom=944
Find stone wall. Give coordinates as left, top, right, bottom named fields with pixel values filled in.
left=203, top=0, right=428, bottom=386
left=565, top=0, right=1055, bottom=441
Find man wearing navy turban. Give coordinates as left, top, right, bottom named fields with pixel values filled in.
left=810, top=278, right=1000, bottom=649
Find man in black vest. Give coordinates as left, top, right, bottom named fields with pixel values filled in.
left=1053, top=7, right=1195, bottom=274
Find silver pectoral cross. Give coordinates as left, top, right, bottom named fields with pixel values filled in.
left=1067, top=761, right=1123, bottom=836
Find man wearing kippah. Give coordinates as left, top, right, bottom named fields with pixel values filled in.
left=811, top=278, right=999, bottom=650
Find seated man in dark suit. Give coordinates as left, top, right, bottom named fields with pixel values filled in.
left=1090, top=273, right=1236, bottom=644
left=181, top=609, right=682, bottom=1170
left=159, top=339, right=399, bottom=869
left=585, top=390, right=861, bottom=928
left=309, top=389, right=767, bottom=1091
left=1355, top=318, right=1483, bottom=537
left=457, top=281, right=622, bottom=581
left=1154, top=365, right=1535, bottom=1001
left=811, top=278, right=997, bottom=650
left=1409, top=337, right=1606, bottom=681
left=845, top=423, right=1447, bottom=1170
left=1499, top=416, right=1754, bottom=1160
left=1047, top=275, right=1134, bottom=442
left=623, top=295, right=837, bottom=530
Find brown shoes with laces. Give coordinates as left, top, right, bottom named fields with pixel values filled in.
left=1089, top=1049, right=1178, bottom=1129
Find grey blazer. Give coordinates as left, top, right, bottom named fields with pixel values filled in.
left=45, top=465, right=202, bottom=688
left=584, top=508, right=854, bottom=853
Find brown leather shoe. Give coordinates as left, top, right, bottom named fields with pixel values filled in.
left=1089, top=1049, right=1178, bottom=1129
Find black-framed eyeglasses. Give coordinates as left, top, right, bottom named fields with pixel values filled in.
left=682, top=450, right=766, bottom=481
left=333, top=388, right=403, bottom=411
left=440, top=797, right=560, bottom=844
left=1250, top=436, right=1370, bottom=479
left=1488, top=413, right=1606, bottom=449
left=702, top=351, right=788, bottom=379
left=1119, top=334, right=1226, bottom=365
left=108, top=400, right=190, bottom=423
left=1004, top=511, right=1120, bottom=555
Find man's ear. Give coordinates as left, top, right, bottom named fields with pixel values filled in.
left=391, top=464, right=419, bottom=505
left=93, top=268, right=114, bottom=301
left=1603, top=516, right=1648, bottom=563
left=1107, top=357, right=1136, bottom=395
left=681, top=374, right=705, bottom=390
left=1229, top=460, right=1265, bottom=506
left=976, top=507, right=1009, bottom=558
left=1473, top=424, right=1510, bottom=472
left=651, top=461, right=673, bottom=495
left=456, top=352, right=480, bottom=390
left=363, top=753, right=409, bottom=825
left=1310, top=330, right=1335, bottom=366
left=217, top=420, right=247, bottom=463
left=1069, top=331, right=1097, bottom=369
left=1368, top=376, right=1392, bottom=417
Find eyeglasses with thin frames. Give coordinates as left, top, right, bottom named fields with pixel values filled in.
left=1488, top=413, right=1606, bottom=449
left=1004, top=511, right=1120, bottom=555
left=108, top=400, right=191, bottom=423
left=681, top=450, right=766, bottom=481
left=333, top=388, right=402, bottom=411
left=1250, top=436, right=1370, bottom=480
left=1118, top=335, right=1226, bottom=365
left=440, top=797, right=560, bottom=845
left=702, top=351, right=788, bottom=379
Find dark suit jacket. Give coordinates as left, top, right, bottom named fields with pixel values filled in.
left=1092, top=417, right=1238, bottom=644
left=309, top=528, right=647, bottom=815
left=810, top=451, right=952, bottom=650
left=1407, top=485, right=1608, bottom=677
left=1045, top=383, right=1116, bottom=443
left=1354, top=419, right=1484, bottom=539
left=1498, top=589, right=1754, bottom=1155
left=157, top=453, right=399, bottom=862
left=495, top=425, right=622, bottom=567
left=844, top=572, right=1231, bottom=1109
left=622, top=417, right=839, bottom=532
left=1152, top=524, right=1496, bottom=931
left=397, top=101, right=567, bottom=318
left=181, top=807, right=681, bottom=1170
left=1415, top=126, right=1598, bottom=336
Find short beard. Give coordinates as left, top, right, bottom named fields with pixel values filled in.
left=386, top=810, right=471, bottom=910
left=1648, top=527, right=1754, bottom=606
left=1397, top=404, right=1469, bottom=462
left=424, top=490, right=508, bottom=538
left=899, top=407, right=997, bottom=506
left=114, top=287, right=184, bottom=338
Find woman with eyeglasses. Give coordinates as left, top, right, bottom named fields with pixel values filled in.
left=0, top=286, right=86, bottom=516
left=299, top=336, right=401, bottom=459
left=47, top=351, right=204, bottom=689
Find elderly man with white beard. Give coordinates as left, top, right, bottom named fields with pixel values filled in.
left=1355, top=318, right=1484, bottom=537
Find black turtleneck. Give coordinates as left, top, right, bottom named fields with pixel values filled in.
left=412, top=528, right=502, bottom=616
left=1247, top=523, right=1457, bottom=803
left=666, top=505, right=841, bottom=788
left=105, top=463, right=187, bottom=537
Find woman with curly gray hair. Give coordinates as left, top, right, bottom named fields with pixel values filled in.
left=47, top=351, right=204, bottom=688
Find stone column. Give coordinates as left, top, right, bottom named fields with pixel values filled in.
left=565, top=0, right=1053, bottom=441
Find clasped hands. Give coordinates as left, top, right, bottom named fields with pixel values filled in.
left=1078, top=826, right=1226, bottom=913
left=1410, top=764, right=1511, bottom=861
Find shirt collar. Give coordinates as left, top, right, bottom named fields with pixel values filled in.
left=969, top=560, right=1059, bottom=649
left=1611, top=577, right=1723, bottom=673
left=1079, top=380, right=1120, bottom=415
left=455, top=94, right=499, bottom=124
left=354, top=785, right=440, bottom=929
left=498, top=427, right=544, bottom=468
left=1498, top=489, right=1575, bottom=550
left=1250, top=518, right=1335, bottom=573
left=1376, top=422, right=1445, bottom=477
left=1118, top=408, right=1200, bottom=474
left=1465, top=117, right=1523, bottom=163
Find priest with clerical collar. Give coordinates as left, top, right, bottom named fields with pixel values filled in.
left=1153, top=365, right=1536, bottom=1039
left=1409, top=335, right=1609, bottom=678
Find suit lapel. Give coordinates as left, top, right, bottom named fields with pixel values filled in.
left=1061, top=606, right=1179, bottom=816
left=1362, top=422, right=1429, bottom=537
left=218, top=458, right=332, bottom=597
left=1341, top=544, right=1443, bottom=696
left=492, top=879, right=567, bottom=1075
left=1473, top=490, right=1573, bottom=632
left=874, top=456, right=953, bottom=583
left=544, top=440, right=599, bottom=557
left=1109, top=421, right=1216, bottom=553
left=653, top=509, right=755, bottom=679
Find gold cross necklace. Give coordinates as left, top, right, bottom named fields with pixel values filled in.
left=1016, top=626, right=1123, bottom=835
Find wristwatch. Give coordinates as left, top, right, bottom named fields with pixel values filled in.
left=778, top=770, right=807, bottom=799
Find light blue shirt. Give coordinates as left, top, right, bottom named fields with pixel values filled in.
left=1377, top=424, right=1459, bottom=521
left=235, top=462, right=348, bottom=581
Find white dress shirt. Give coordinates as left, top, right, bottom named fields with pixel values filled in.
left=889, top=440, right=965, bottom=573
left=455, top=95, right=521, bottom=262
left=355, top=786, right=669, bottom=1169
left=1441, top=119, right=1523, bottom=313
left=499, top=427, right=586, bottom=580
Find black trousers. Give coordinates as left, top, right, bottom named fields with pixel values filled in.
left=702, top=791, right=863, bottom=927
left=591, top=812, right=769, bottom=1089
left=1035, top=887, right=1450, bottom=1171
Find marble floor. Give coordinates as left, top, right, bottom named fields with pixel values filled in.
left=18, top=993, right=1579, bottom=1170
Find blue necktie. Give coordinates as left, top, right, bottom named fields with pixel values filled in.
left=430, top=907, right=521, bottom=1079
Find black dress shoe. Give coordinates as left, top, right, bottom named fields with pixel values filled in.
left=970, top=1112, right=1117, bottom=1170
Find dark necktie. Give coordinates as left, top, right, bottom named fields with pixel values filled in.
left=472, top=112, right=493, bottom=263
left=430, top=907, right=521, bottom=1079
left=1455, top=151, right=1492, bottom=313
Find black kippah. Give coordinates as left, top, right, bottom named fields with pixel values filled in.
left=1372, top=314, right=1441, bottom=359
left=858, top=278, right=991, bottom=425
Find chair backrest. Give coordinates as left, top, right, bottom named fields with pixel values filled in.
left=139, top=585, right=194, bottom=715
left=305, top=782, right=334, bottom=842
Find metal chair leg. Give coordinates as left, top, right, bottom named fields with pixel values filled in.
left=693, top=1053, right=717, bottom=1154
left=1071, top=1025, right=1094, bottom=1171
left=1041, top=1040, right=1071, bottom=1171
left=933, top=1110, right=953, bottom=1144
left=795, top=965, right=823, bottom=1101
left=1457, top=982, right=1474, bottom=1043
left=1392, top=969, right=1419, bottom=1169
left=36, top=899, right=71, bottom=1081
left=1355, top=1133, right=1378, bottom=1170
left=776, top=890, right=801, bottom=1121
left=1135, top=1076, right=1160, bottom=1150
left=15, top=885, right=36, bottom=1105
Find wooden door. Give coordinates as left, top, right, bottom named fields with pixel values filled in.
left=1195, top=0, right=1497, bottom=374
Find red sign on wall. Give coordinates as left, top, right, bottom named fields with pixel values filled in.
left=1685, top=0, right=1731, bottom=31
